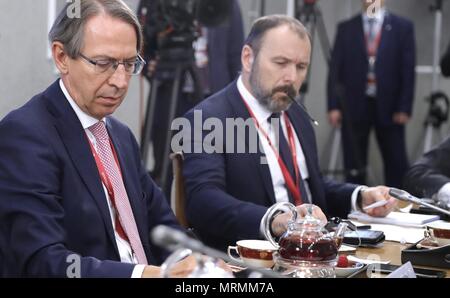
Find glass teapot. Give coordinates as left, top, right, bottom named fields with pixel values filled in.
left=263, top=202, right=348, bottom=277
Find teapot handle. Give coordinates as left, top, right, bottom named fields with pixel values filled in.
left=263, top=202, right=297, bottom=248
left=160, top=248, right=193, bottom=278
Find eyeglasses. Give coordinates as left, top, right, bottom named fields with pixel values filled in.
left=79, top=53, right=146, bottom=76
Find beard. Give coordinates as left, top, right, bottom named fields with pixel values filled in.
left=249, top=60, right=297, bottom=113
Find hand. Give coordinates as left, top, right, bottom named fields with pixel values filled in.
left=141, top=255, right=198, bottom=278
left=360, top=186, right=397, bottom=217
left=328, top=109, right=342, bottom=128
left=271, top=204, right=327, bottom=236
left=392, top=112, right=410, bottom=125
left=141, top=255, right=232, bottom=278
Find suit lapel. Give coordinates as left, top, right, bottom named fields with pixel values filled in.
left=44, top=81, right=118, bottom=254
left=226, top=83, right=277, bottom=204
left=376, top=13, right=392, bottom=63
left=356, top=16, right=368, bottom=58
left=285, top=105, right=331, bottom=210
left=285, top=107, right=319, bottom=199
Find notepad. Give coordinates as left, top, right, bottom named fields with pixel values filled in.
left=348, top=211, right=440, bottom=227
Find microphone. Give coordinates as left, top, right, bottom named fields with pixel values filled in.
left=151, top=225, right=285, bottom=278
left=152, top=225, right=204, bottom=252
left=287, top=94, right=319, bottom=126
left=389, top=188, right=450, bottom=217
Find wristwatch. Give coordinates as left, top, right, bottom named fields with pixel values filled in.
left=357, top=186, right=369, bottom=210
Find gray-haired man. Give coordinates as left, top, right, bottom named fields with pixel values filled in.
left=0, top=0, right=198, bottom=277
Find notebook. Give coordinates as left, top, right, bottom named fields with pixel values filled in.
left=348, top=211, right=440, bottom=227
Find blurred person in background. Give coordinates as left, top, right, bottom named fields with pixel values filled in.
left=0, top=0, right=201, bottom=277
left=327, top=0, right=416, bottom=188
left=137, top=0, right=244, bottom=195
left=441, top=40, right=450, bottom=77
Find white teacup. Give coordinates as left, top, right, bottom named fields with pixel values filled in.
left=227, top=240, right=277, bottom=268
left=426, top=221, right=450, bottom=246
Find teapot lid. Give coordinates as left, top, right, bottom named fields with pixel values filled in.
left=294, top=204, right=325, bottom=228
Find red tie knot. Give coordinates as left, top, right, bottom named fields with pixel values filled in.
left=88, top=121, right=109, bottom=140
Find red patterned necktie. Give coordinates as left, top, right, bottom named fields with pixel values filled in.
left=268, top=113, right=304, bottom=206
left=89, top=121, right=148, bottom=264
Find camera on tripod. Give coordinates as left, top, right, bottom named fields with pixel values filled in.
left=138, top=0, right=233, bottom=191
left=425, top=91, right=450, bottom=128
left=154, top=0, right=198, bottom=63
left=141, top=0, right=232, bottom=67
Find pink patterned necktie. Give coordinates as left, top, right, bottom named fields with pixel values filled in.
left=88, top=121, right=148, bottom=265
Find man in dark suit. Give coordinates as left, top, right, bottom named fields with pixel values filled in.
left=404, top=138, right=450, bottom=209
left=138, top=0, right=244, bottom=193
left=0, top=0, right=197, bottom=278
left=180, top=15, right=397, bottom=252
left=327, top=0, right=416, bottom=188
left=441, top=41, right=450, bottom=77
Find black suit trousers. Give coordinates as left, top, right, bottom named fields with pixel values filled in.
left=341, top=99, right=409, bottom=188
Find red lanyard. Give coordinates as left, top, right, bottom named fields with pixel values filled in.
left=86, top=134, right=129, bottom=242
left=240, top=96, right=302, bottom=205
left=365, top=26, right=382, bottom=57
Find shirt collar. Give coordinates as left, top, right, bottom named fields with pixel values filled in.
left=237, top=75, right=276, bottom=123
left=59, top=79, right=106, bottom=129
left=362, top=7, right=386, bottom=24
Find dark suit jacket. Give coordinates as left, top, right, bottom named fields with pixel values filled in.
left=0, top=80, right=181, bottom=277
left=328, top=12, right=416, bottom=125
left=404, top=137, right=450, bottom=198
left=205, top=0, right=244, bottom=93
left=181, top=81, right=357, bottom=251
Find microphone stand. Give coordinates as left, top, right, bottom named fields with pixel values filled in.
left=151, top=225, right=285, bottom=278
left=287, top=94, right=319, bottom=126
left=389, top=188, right=450, bottom=217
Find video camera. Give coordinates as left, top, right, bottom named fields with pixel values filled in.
left=425, top=91, right=450, bottom=128
left=139, top=0, right=231, bottom=63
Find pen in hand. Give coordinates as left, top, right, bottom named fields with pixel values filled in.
left=363, top=200, right=389, bottom=211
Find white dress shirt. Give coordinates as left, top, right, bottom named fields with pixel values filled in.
left=237, top=76, right=311, bottom=204
left=59, top=80, right=145, bottom=278
left=362, top=7, right=386, bottom=37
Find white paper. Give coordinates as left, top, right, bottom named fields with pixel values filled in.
left=347, top=255, right=390, bottom=265
left=350, top=220, right=426, bottom=244
left=386, top=262, right=417, bottom=278
left=371, top=223, right=425, bottom=244
left=348, top=211, right=439, bottom=227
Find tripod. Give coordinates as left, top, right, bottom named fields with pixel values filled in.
left=140, top=49, right=203, bottom=192
left=295, top=0, right=374, bottom=182
left=415, top=0, right=449, bottom=155
left=295, top=0, right=331, bottom=105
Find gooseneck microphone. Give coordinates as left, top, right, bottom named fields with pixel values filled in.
left=287, top=94, right=319, bottom=126
left=389, top=188, right=450, bottom=217
left=151, top=225, right=285, bottom=278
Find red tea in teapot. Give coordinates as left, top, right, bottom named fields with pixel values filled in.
left=278, top=235, right=339, bottom=261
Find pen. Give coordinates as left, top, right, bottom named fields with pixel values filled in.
left=363, top=200, right=389, bottom=211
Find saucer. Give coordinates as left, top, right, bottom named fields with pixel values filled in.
left=335, top=262, right=364, bottom=278
left=338, top=244, right=357, bottom=253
